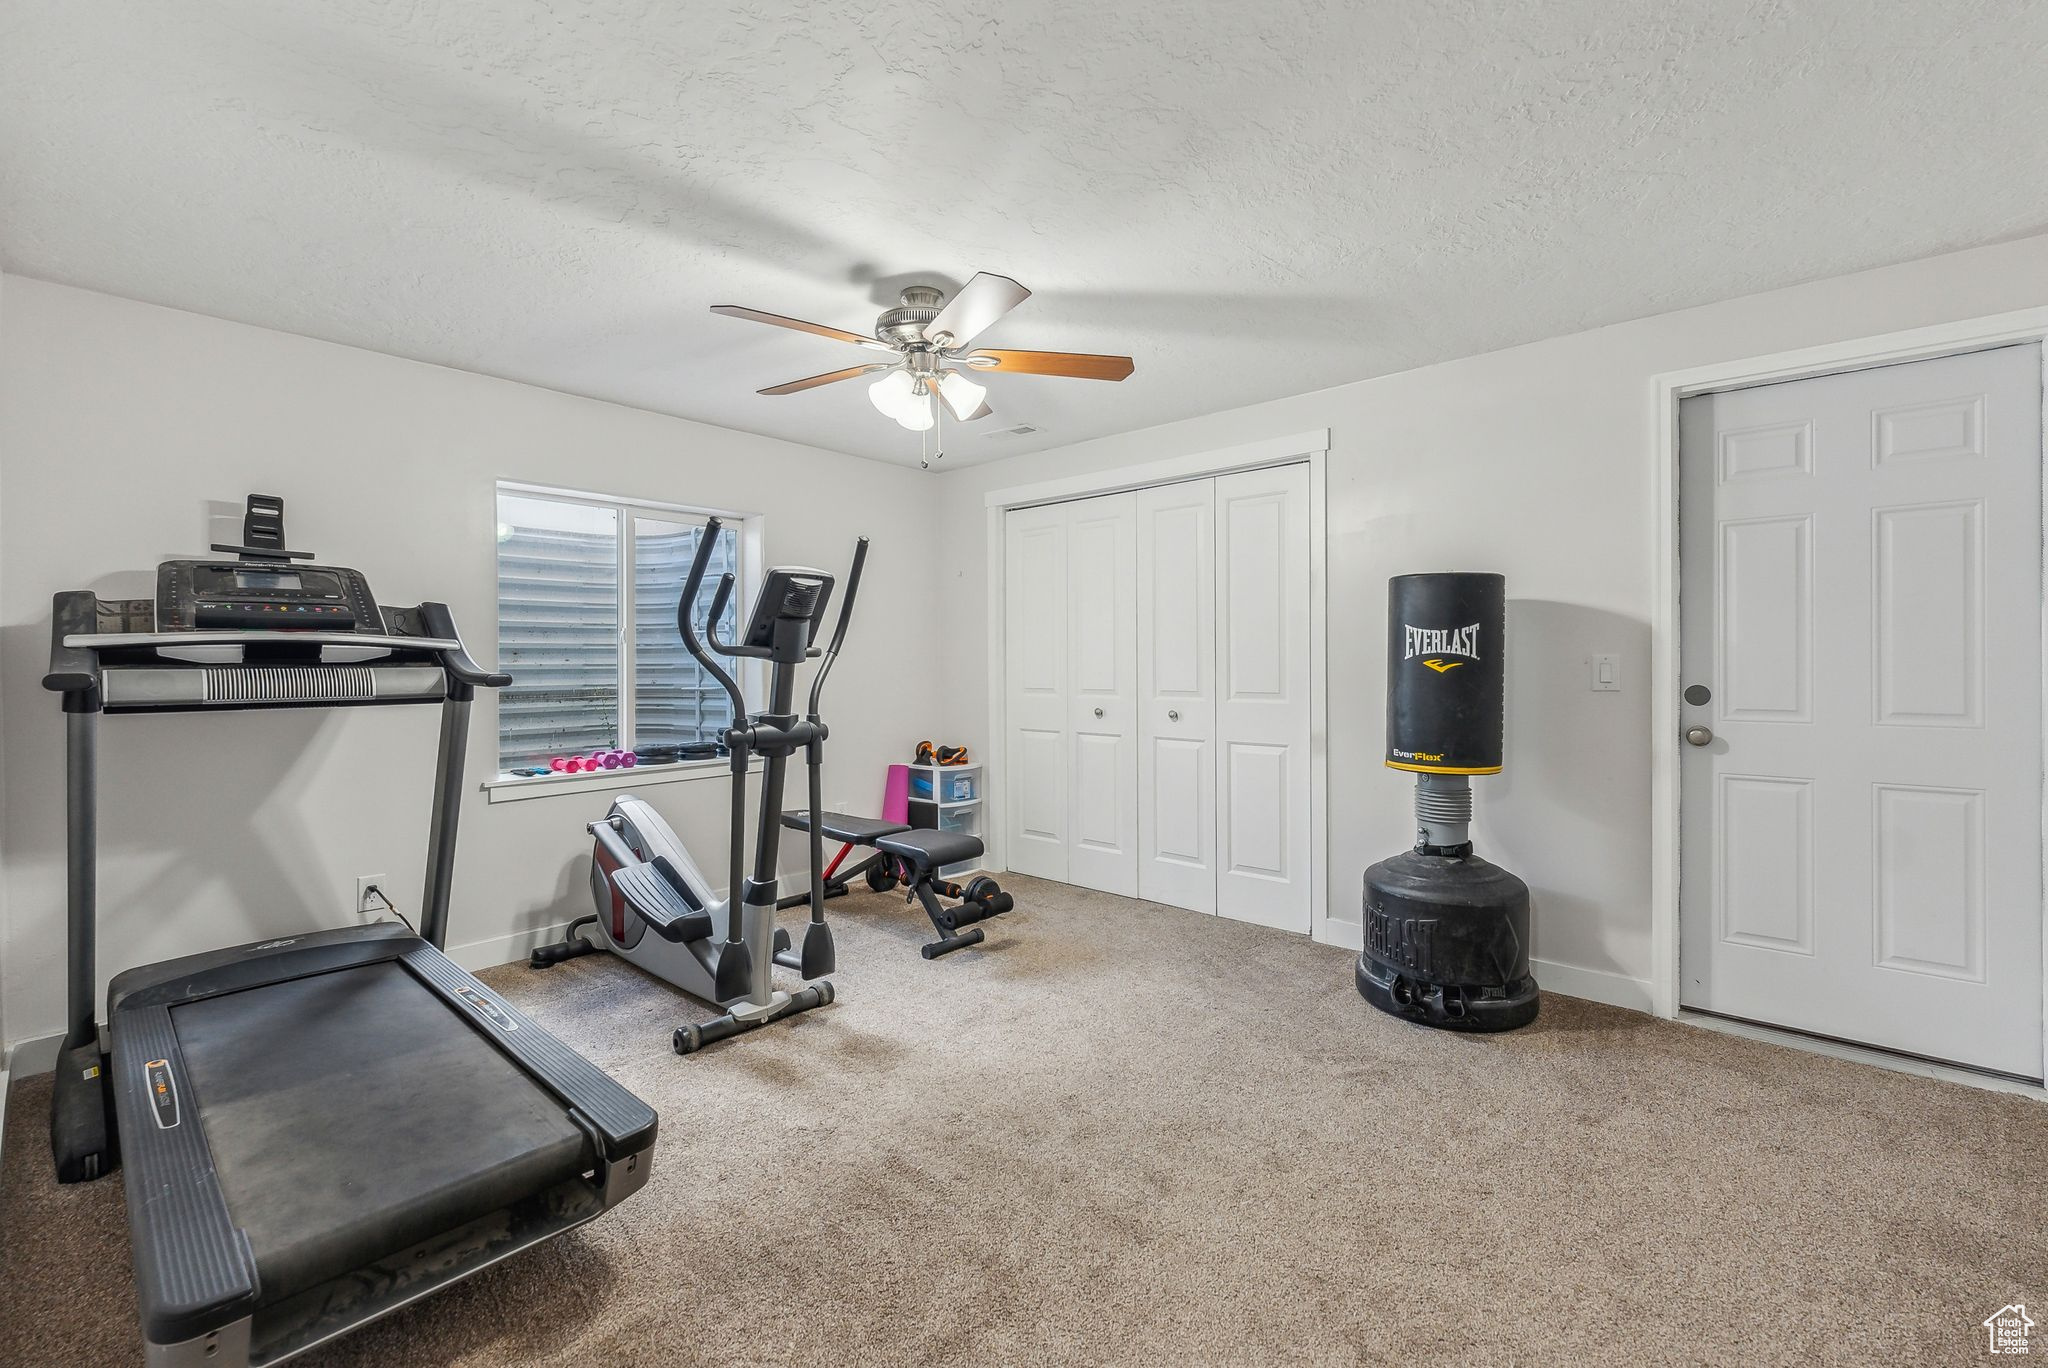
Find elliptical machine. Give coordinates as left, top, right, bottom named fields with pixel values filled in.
left=531, top=517, right=868, bottom=1054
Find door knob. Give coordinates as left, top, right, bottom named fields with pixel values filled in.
left=1094, top=707, right=1105, bottom=718
left=1684, top=726, right=1713, bottom=747
left=1168, top=709, right=1180, bottom=722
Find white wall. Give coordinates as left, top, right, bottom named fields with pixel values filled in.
left=935, top=232, right=2048, bottom=1005
left=12, top=230, right=2048, bottom=1045
left=0, top=269, right=9, bottom=1065
left=0, top=276, right=941, bottom=1051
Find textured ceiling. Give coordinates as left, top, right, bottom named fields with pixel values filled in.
left=3, top=2, right=2047, bottom=469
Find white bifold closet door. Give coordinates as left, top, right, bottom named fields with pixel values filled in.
left=1003, top=502, right=1070, bottom=882
left=1137, top=481, right=1219, bottom=913
left=1003, top=494, right=1140, bottom=893
left=1066, top=494, right=1141, bottom=896
left=1212, top=465, right=1312, bottom=932
left=1007, top=464, right=1311, bottom=933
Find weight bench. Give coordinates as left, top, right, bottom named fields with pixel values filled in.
left=777, top=810, right=1015, bottom=958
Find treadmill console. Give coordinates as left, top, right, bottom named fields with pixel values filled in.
left=47, top=494, right=506, bottom=717
left=156, top=559, right=381, bottom=632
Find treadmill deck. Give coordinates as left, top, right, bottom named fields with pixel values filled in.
left=105, top=925, right=657, bottom=1365
left=171, top=961, right=591, bottom=1303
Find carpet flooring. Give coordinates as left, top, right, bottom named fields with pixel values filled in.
left=4, top=875, right=2046, bottom=1366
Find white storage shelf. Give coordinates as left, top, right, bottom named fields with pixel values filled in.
left=907, top=762, right=983, bottom=878
left=908, top=761, right=980, bottom=805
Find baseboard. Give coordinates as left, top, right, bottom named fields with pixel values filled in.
left=3, top=1033, right=63, bottom=1080
left=444, top=921, right=581, bottom=974
left=1314, top=917, right=1363, bottom=952
left=443, top=871, right=814, bottom=974
left=1530, top=958, right=1658, bottom=1014
left=1311, top=929, right=1654, bottom=1015
left=1, top=930, right=596, bottom=1041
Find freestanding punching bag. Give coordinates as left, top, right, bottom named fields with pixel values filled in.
left=1356, top=573, right=1539, bottom=1031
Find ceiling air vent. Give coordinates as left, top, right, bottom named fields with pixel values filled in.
left=988, top=424, right=1040, bottom=438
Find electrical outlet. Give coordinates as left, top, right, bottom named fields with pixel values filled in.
left=356, top=874, right=389, bottom=919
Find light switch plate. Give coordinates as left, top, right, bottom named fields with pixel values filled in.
left=1590, top=654, right=1621, bottom=692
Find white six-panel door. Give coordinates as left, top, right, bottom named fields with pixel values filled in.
left=1214, top=466, right=1312, bottom=933
left=1066, top=494, right=1141, bottom=896
left=1678, top=344, right=2044, bottom=1078
left=1005, top=466, right=1311, bottom=933
left=1004, top=502, right=1069, bottom=882
left=1137, top=481, right=1218, bottom=912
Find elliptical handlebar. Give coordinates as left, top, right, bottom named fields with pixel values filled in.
left=677, top=517, right=747, bottom=727
left=704, top=574, right=738, bottom=654
left=807, top=537, right=869, bottom=719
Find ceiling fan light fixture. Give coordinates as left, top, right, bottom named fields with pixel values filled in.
left=868, top=368, right=917, bottom=420
left=896, top=382, right=936, bottom=431
left=938, top=370, right=987, bottom=421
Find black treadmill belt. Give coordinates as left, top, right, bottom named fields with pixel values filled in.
left=173, top=962, right=590, bottom=1303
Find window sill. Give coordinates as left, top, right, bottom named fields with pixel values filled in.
left=481, top=758, right=758, bottom=804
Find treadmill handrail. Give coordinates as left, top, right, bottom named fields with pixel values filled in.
left=46, top=593, right=510, bottom=702
left=807, top=536, right=869, bottom=719
left=417, top=602, right=512, bottom=690
left=677, top=517, right=747, bottom=727
left=45, top=590, right=103, bottom=704
left=65, top=630, right=461, bottom=651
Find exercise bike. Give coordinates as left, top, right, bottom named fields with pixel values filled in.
left=531, top=517, right=866, bottom=1054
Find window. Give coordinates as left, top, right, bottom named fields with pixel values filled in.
left=495, top=487, right=742, bottom=774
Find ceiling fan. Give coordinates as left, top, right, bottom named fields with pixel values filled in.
left=711, top=272, right=1135, bottom=433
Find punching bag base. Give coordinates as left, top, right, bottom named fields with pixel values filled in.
left=1355, top=954, right=1539, bottom=1033
left=1358, top=848, right=1540, bottom=1033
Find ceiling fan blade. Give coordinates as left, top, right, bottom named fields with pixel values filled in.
left=963, top=400, right=994, bottom=421
left=757, top=364, right=888, bottom=395
left=711, top=304, right=896, bottom=352
left=967, top=349, right=1134, bottom=381
left=925, top=272, right=1031, bottom=350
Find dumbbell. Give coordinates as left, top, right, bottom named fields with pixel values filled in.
left=964, top=876, right=1014, bottom=915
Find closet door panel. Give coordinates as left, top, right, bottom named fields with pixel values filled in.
left=1137, top=481, right=1217, bottom=912
left=1066, top=493, right=1140, bottom=896
left=1004, top=503, right=1069, bottom=881
left=1214, top=465, right=1312, bottom=932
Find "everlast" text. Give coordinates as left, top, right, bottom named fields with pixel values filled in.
left=1403, top=622, right=1480, bottom=661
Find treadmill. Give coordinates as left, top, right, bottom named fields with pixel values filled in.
left=43, top=495, right=658, bottom=1367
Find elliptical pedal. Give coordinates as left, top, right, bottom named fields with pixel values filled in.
left=611, top=861, right=715, bottom=943
left=770, top=923, right=834, bottom=978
